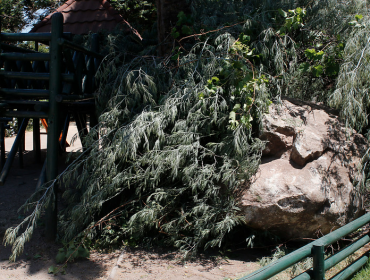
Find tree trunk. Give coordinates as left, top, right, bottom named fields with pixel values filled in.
left=156, top=0, right=191, bottom=56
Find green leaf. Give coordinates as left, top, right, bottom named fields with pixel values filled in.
left=177, top=11, right=186, bottom=22
left=233, top=104, right=241, bottom=111
left=355, top=14, right=363, bottom=21
left=171, top=28, right=180, bottom=38
left=229, top=110, right=239, bottom=129
left=240, top=115, right=253, bottom=128
left=325, top=61, right=340, bottom=76
left=304, top=48, right=316, bottom=60
left=278, top=8, right=287, bottom=18
left=239, top=33, right=250, bottom=43
left=181, top=25, right=192, bottom=35
left=313, top=51, right=324, bottom=61
left=293, top=22, right=302, bottom=30
left=171, top=54, right=179, bottom=60
left=229, top=111, right=236, bottom=121
left=312, top=65, right=324, bottom=77
left=299, top=62, right=310, bottom=73
left=56, top=252, right=66, bottom=264
left=211, top=77, right=220, bottom=85
left=337, top=42, right=345, bottom=51
left=33, top=254, right=42, bottom=259
left=67, top=248, right=78, bottom=259
left=77, top=247, right=90, bottom=259
left=246, top=97, right=253, bottom=106
left=48, top=266, right=58, bottom=274
left=285, top=17, right=293, bottom=29
left=241, top=65, right=249, bottom=72
left=232, top=61, right=243, bottom=69
left=279, top=26, right=286, bottom=35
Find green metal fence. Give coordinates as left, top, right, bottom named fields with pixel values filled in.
left=239, top=212, right=370, bottom=280
left=0, top=12, right=102, bottom=240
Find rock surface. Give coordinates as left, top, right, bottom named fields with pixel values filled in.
left=240, top=98, right=368, bottom=238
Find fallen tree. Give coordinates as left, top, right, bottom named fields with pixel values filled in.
left=4, top=0, right=370, bottom=261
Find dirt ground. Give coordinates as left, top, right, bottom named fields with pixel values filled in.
left=0, top=124, right=263, bottom=280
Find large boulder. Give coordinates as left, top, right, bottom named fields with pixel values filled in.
left=240, top=98, right=367, bottom=239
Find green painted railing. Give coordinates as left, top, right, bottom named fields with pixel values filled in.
left=240, top=212, right=370, bottom=280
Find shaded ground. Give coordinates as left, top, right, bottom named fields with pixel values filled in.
left=0, top=125, right=263, bottom=279
left=0, top=125, right=114, bottom=280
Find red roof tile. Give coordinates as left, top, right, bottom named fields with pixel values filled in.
left=30, top=0, right=141, bottom=38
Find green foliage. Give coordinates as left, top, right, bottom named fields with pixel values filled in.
left=0, top=0, right=24, bottom=32
left=109, top=0, right=156, bottom=30
left=5, top=0, right=370, bottom=262
left=171, top=11, right=195, bottom=39
left=5, top=28, right=268, bottom=260
left=328, top=11, right=370, bottom=132
left=5, top=118, right=35, bottom=137
left=170, top=11, right=196, bottom=60
left=277, top=7, right=306, bottom=35
left=201, top=35, right=270, bottom=130
left=0, top=0, right=65, bottom=32
left=48, top=265, right=65, bottom=275
left=349, top=14, right=365, bottom=28
left=299, top=45, right=343, bottom=78
left=55, top=241, right=90, bottom=263
left=57, top=31, right=268, bottom=256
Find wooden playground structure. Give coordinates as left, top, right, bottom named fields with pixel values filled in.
left=0, top=13, right=102, bottom=240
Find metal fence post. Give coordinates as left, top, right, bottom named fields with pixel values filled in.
left=312, top=244, right=326, bottom=280
left=45, top=12, right=63, bottom=241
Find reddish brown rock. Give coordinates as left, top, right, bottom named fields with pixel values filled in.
left=240, top=98, right=367, bottom=238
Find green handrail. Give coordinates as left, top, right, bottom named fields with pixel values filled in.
left=293, top=235, right=370, bottom=280
left=0, top=53, right=50, bottom=61
left=1, top=111, right=48, bottom=118
left=1, top=33, right=52, bottom=41
left=1, top=42, right=37, bottom=53
left=0, top=88, right=49, bottom=98
left=58, top=38, right=104, bottom=59
left=331, top=254, right=369, bottom=280
left=240, top=212, right=370, bottom=280
left=0, top=71, right=74, bottom=82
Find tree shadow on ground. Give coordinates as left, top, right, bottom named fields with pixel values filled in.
left=0, top=150, right=113, bottom=280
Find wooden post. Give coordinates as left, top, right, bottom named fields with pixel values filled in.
left=0, top=122, right=5, bottom=168
left=33, top=118, right=41, bottom=163
left=0, top=20, right=4, bottom=169
left=18, top=118, right=24, bottom=168
left=33, top=41, right=41, bottom=163
left=45, top=12, right=63, bottom=241
left=0, top=118, right=29, bottom=185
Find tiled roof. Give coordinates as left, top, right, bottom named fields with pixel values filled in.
left=30, top=0, right=141, bottom=38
